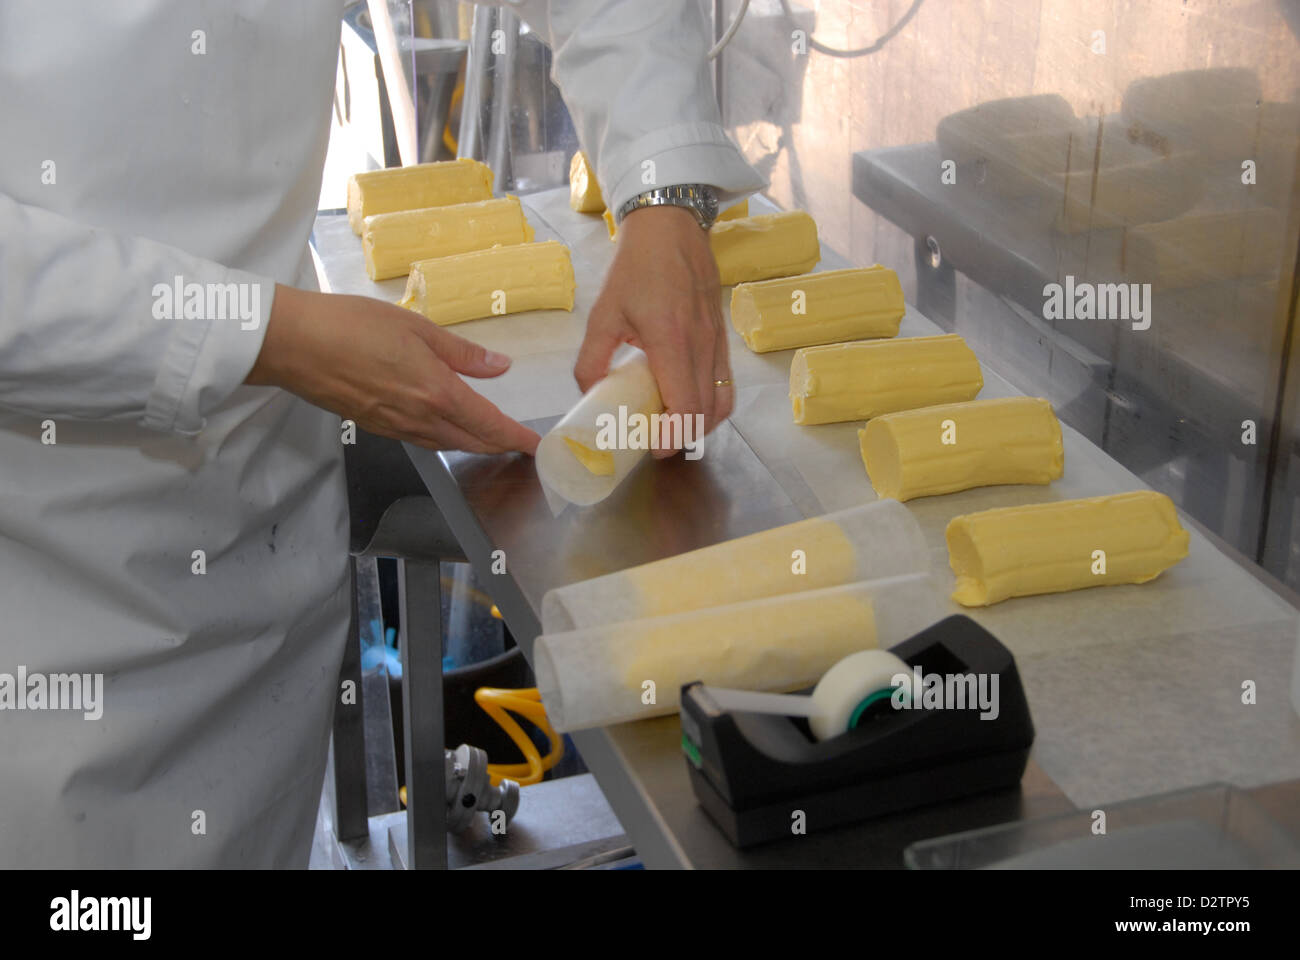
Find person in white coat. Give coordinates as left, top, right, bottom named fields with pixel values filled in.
left=0, top=0, right=764, bottom=867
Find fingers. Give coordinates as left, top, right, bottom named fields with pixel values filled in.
left=433, top=373, right=541, bottom=456
left=641, top=321, right=706, bottom=458
left=419, top=323, right=513, bottom=379
left=708, top=298, right=735, bottom=426
left=573, top=310, right=627, bottom=394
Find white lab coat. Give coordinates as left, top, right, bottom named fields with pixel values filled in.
left=0, top=0, right=763, bottom=867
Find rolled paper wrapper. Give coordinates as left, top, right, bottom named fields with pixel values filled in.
left=535, top=573, right=941, bottom=732
left=534, top=348, right=663, bottom=507
left=541, top=498, right=930, bottom=633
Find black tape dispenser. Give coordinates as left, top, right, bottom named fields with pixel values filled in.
left=680, top=614, right=1035, bottom=847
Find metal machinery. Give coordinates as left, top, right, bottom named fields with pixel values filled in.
left=320, top=0, right=1300, bottom=869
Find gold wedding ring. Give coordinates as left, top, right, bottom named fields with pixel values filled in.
left=713, top=378, right=733, bottom=387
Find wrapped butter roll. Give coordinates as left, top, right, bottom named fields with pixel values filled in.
left=534, top=349, right=663, bottom=507
left=536, top=573, right=941, bottom=732
left=541, top=499, right=929, bottom=633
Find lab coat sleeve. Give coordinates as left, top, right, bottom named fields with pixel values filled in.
left=0, top=190, right=273, bottom=434
left=504, top=0, right=767, bottom=215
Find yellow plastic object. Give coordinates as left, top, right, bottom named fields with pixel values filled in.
left=398, top=240, right=575, bottom=326
left=730, top=265, right=904, bottom=353
left=790, top=334, right=983, bottom=426
left=602, top=208, right=617, bottom=240
left=710, top=211, right=820, bottom=285
left=474, top=687, right=564, bottom=787
left=568, top=151, right=605, bottom=213
left=346, top=158, right=494, bottom=234
left=362, top=195, right=535, bottom=281
left=946, top=490, right=1190, bottom=607
left=860, top=397, right=1063, bottom=501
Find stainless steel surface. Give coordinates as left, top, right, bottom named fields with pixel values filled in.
left=315, top=183, right=1300, bottom=867
left=428, top=418, right=805, bottom=635
left=456, top=4, right=578, bottom=194
left=385, top=773, right=629, bottom=870
left=397, top=559, right=447, bottom=869
left=330, top=559, right=371, bottom=842
left=356, top=557, right=400, bottom=817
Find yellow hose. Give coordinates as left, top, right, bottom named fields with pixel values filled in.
left=474, top=687, right=564, bottom=787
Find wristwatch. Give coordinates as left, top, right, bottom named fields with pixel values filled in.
left=614, top=183, right=719, bottom=229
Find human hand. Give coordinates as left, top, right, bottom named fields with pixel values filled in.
left=575, top=205, right=733, bottom=458
left=247, top=284, right=540, bottom=455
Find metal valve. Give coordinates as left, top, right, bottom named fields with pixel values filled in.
left=444, top=743, right=520, bottom=832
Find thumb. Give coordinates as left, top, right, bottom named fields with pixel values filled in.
left=423, top=325, right=513, bottom=378
left=574, top=316, right=626, bottom=393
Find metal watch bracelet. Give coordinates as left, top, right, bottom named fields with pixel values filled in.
left=614, top=184, right=719, bottom=229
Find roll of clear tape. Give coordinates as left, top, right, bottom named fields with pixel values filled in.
left=701, top=648, right=913, bottom=740
left=534, top=572, right=940, bottom=733
left=534, top=348, right=663, bottom=507
left=807, top=649, right=912, bottom=741
left=540, top=499, right=930, bottom=634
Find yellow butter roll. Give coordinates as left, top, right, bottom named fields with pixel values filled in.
left=347, top=158, right=494, bottom=234
left=398, top=240, right=575, bottom=326
left=710, top=210, right=820, bottom=285
left=860, top=397, right=1063, bottom=501
left=362, top=195, right=534, bottom=281
left=790, top=334, right=983, bottom=426
left=946, top=490, right=1190, bottom=606
left=730, top=266, right=904, bottom=353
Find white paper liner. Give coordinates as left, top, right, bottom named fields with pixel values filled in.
left=540, top=499, right=929, bottom=633
left=534, top=347, right=663, bottom=507
left=534, top=572, right=941, bottom=732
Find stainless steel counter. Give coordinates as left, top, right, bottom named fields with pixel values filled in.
left=312, top=187, right=1300, bottom=868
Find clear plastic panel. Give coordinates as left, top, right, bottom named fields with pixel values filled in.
left=719, top=0, right=1300, bottom=591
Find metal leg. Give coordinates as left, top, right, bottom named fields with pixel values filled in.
left=331, top=558, right=370, bottom=842
left=397, top=558, right=447, bottom=869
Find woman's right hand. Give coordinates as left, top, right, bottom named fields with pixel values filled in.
left=247, top=284, right=539, bottom=455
